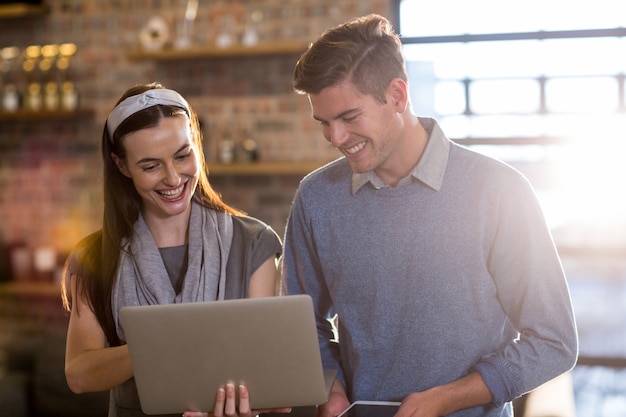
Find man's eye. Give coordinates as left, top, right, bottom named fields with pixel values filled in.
left=343, top=115, right=358, bottom=122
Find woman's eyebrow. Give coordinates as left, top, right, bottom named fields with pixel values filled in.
left=136, top=144, right=191, bottom=164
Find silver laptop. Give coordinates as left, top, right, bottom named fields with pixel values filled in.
left=120, top=294, right=335, bottom=415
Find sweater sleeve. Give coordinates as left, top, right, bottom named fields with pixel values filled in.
left=283, top=190, right=345, bottom=386
left=475, top=173, right=578, bottom=405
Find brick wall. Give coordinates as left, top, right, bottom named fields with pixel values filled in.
left=0, top=0, right=391, bottom=277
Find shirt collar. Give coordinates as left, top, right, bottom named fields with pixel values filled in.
left=351, top=117, right=450, bottom=195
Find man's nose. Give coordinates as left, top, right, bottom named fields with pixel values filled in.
left=329, top=123, right=349, bottom=147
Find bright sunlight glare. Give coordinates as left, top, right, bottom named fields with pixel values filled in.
left=400, top=0, right=626, bottom=244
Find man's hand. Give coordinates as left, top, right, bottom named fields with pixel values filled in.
left=396, top=389, right=446, bottom=417
left=396, top=372, right=493, bottom=417
left=315, top=380, right=351, bottom=417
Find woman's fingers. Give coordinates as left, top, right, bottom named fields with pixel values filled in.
left=207, top=382, right=289, bottom=417
left=240, top=383, right=292, bottom=416
left=224, top=383, right=237, bottom=416
left=213, top=385, right=227, bottom=417
left=238, top=384, right=252, bottom=417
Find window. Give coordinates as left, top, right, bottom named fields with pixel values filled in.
left=397, top=0, right=626, bottom=142
left=396, top=0, right=626, bottom=229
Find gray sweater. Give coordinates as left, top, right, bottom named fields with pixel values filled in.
left=283, top=118, right=578, bottom=417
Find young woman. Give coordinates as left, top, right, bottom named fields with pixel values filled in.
left=62, top=83, right=286, bottom=417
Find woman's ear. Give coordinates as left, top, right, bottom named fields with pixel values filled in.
left=111, top=153, right=131, bottom=178
left=387, top=78, right=409, bottom=113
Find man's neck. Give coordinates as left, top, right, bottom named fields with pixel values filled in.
left=375, top=115, right=428, bottom=187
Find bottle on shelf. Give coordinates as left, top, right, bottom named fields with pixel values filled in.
left=218, top=132, right=236, bottom=164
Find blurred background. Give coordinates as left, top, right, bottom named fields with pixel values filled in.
left=0, top=0, right=624, bottom=416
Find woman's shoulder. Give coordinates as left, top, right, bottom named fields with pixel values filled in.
left=232, top=215, right=278, bottom=239
left=231, top=215, right=282, bottom=255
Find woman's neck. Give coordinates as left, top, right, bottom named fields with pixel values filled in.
left=142, top=210, right=190, bottom=248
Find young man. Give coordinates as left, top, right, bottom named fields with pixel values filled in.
left=283, top=14, right=578, bottom=417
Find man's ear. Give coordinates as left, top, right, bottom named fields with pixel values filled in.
left=387, top=78, right=409, bottom=113
left=111, top=153, right=131, bottom=178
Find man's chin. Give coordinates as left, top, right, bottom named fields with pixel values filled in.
left=347, top=161, right=371, bottom=174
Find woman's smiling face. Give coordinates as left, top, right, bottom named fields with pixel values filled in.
left=113, top=115, right=200, bottom=222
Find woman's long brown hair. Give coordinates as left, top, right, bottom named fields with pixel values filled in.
left=62, top=82, right=243, bottom=346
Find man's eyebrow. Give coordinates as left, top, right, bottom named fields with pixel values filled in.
left=313, top=108, right=360, bottom=123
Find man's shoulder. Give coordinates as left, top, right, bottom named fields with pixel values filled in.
left=300, top=157, right=351, bottom=187
left=452, top=142, right=523, bottom=173
left=450, top=142, right=532, bottom=190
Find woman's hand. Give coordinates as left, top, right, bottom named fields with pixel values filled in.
left=183, top=383, right=292, bottom=417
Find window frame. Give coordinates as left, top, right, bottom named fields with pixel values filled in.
left=393, top=0, right=626, bottom=145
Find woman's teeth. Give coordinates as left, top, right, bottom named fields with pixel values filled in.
left=158, top=184, right=184, bottom=199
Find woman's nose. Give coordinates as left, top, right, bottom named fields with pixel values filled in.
left=163, top=165, right=181, bottom=187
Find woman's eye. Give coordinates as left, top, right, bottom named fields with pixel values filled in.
left=176, top=152, right=191, bottom=160
left=141, top=164, right=158, bottom=172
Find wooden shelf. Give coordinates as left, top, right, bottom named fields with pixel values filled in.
left=0, top=3, right=49, bottom=18
left=0, top=281, right=61, bottom=297
left=208, top=161, right=330, bottom=177
left=128, top=40, right=308, bottom=61
left=0, top=109, right=94, bottom=121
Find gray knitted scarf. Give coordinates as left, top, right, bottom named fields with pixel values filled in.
left=112, top=200, right=233, bottom=341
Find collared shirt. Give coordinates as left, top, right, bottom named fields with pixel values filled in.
left=351, top=117, right=450, bottom=195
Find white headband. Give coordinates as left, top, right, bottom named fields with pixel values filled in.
left=106, top=88, right=190, bottom=138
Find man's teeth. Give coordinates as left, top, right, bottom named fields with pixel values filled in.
left=159, top=184, right=184, bottom=198
left=346, top=142, right=365, bottom=154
